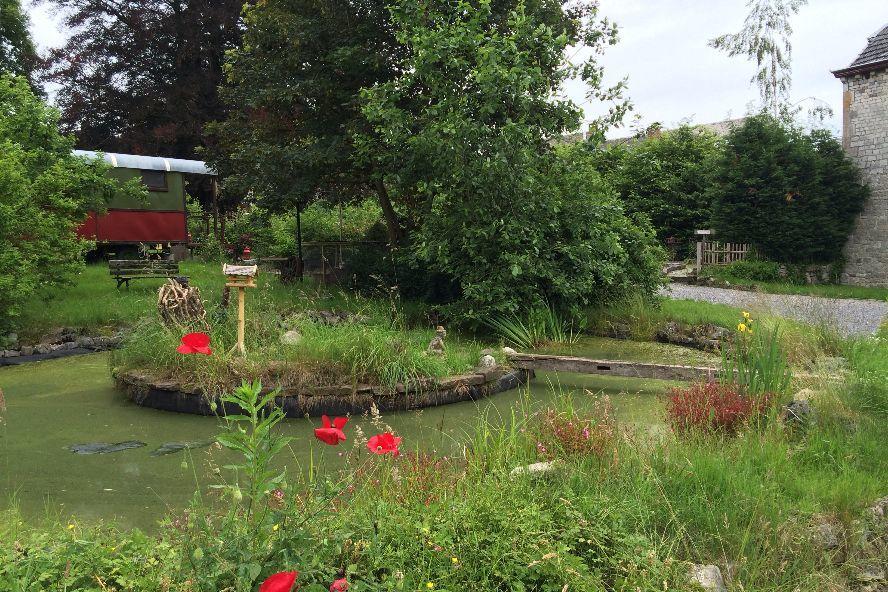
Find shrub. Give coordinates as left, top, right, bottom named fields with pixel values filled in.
left=532, top=398, right=616, bottom=460
left=0, top=74, right=143, bottom=332
left=710, top=259, right=783, bottom=282
left=588, top=125, right=722, bottom=258
left=709, top=115, right=869, bottom=264
left=666, top=381, right=774, bottom=434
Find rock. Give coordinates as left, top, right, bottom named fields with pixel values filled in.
left=810, top=517, right=845, bottom=563
left=480, top=348, right=495, bottom=356
left=782, top=398, right=814, bottom=428
left=510, top=461, right=558, bottom=478
left=502, top=346, right=517, bottom=355
left=656, top=321, right=731, bottom=352
left=150, top=440, right=215, bottom=456
left=2, top=350, right=18, bottom=358
left=67, top=441, right=146, bottom=455
left=49, top=343, right=63, bottom=352
left=280, top=329, right=303, bottom=346
left=19, top=346, right=33, bottom=356
left=688, top=564, right=727, bottom=592
left=78, top=336, right=95, bottom=348
left=857, top=566, right=886, bottom=584
left=62, top=341, right=77, bottom=350
left=478, top=354, right=496, bottom=368
left=34, top=344, right=51, bottom=355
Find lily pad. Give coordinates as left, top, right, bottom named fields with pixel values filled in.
left=67, top=441, right=146, bottom=455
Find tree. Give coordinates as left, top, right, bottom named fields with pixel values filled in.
left=709, top=0, right=807, bottom=115
left=709, top=115, right=868, bottom=264
left=0, top=74, right=143, bottom=332
left=355, top=0, right=657, bottom=317
left=591, top=126, right=722, bottom=257
left=40, top=0, right=244, bottom=158
left=207, top=0, right=611, bottom=244
left=0, top=0, right=37, bottom=80
left=205, top=0, right=403, bottom=240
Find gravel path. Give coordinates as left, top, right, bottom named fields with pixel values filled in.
left=662, top=284, right=888, bottom=337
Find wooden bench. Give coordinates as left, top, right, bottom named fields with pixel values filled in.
left=109, top=259, right=184, bottom=289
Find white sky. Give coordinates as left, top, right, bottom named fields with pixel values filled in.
left=25, top=0, right=888, bottom=138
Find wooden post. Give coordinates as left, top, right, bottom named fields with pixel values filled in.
left=223, top=264, right=257, bottom=356
left=236, top=286, right=246, bottom=355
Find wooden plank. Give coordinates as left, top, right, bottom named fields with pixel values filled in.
left=507, top=353, right=718, bottom=382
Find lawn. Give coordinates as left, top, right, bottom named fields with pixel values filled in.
left=703, top=271, right=888, bottom=301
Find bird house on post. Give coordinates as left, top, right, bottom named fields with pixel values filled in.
left=223, top=264, right=258, bottom=355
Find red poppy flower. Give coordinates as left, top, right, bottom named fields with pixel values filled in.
left=314, top=415, right=348, bottom=446
left=330, top=578, right=349, bottom=591
left=259, top=571, right=298, bottom=592
left=367, top=432, right=401, bottom=456
left=176, top=332, right=212, bottom=355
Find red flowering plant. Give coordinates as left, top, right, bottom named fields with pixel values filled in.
left=259, top=571, right=298, bottom=592
left=666, top=381, right=775, bottom=434
left=367, top=432, right=401, bottom=456
left=330, top=577, right=349, bottom=591
left=315, top=415, right=348, bottom=446
left=177, top=332, right=212, bottom=355
left=531, top=395, right=616, bottom=461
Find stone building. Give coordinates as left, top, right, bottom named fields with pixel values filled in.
left=833, top=24, right=888, bottom=286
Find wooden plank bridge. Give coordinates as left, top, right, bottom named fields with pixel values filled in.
left=506, top=353, right=719, bottom=382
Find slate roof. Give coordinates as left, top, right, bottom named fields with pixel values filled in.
left=834, top=23, right=888, bottom=77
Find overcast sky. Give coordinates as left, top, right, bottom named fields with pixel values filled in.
left=26, top=0, right=888, bottom=138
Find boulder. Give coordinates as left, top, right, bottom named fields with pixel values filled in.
left=510, top=460, right=558, bottom=479
left=2, top=350, right=19, bottom=358
left=478, top=354, right=496, bottom=368
left=656, top=321, right=731, bottom=352
left=782, top=397, right=815, bottom=429
left=77, top=336, right=95, bottom=348
left=688, top=564, right=727, bottom=592
left=34, top=344, right=52, bottom=355
left=19, top=346, right=33, bottom=356
left=280, top=329, right=303, bottom=346
left=502, top=346, right=517, bottom=356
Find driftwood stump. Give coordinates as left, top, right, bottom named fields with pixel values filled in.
left=158, top=278, right=207, bottom=329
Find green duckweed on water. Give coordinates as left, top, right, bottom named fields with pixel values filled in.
left=0, top=352, right=675, bottom=529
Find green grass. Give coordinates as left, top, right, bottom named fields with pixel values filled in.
left=705, top=272, right=888, bottom=301
left=4, top=351, right=887, bottom=591
left=15, top=261, right=356, bottom=341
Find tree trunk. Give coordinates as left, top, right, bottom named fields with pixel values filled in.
left=376, top=179, right=403, bottom=245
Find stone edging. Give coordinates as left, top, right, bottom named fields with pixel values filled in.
left=115, top=367, right=534, bottom=417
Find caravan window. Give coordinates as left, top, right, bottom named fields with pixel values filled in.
left=140, top=170, right=168, bottom=191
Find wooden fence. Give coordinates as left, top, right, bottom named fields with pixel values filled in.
left=695, top=230, right=749, bottom=272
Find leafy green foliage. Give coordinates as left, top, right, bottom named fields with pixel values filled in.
left=0, top=74, right=143, bottom=333
left=586, top=126, right=722, bottom=257
left=709, top=115, right=869, bottom=263
left=485, top=304, right=581, bottom=350
left=357, top=0, right=658, bottom=319
left=709, top=0, right=807, bottom=115
left=720, top=316, right=792, bottom=396
left=0, top=0, right=36, bottom=80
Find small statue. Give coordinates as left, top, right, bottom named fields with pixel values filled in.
left=427, top=325, right=447, bottom=356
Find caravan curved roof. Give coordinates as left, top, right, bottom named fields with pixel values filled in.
left=72, top=150, right=214, bottom=175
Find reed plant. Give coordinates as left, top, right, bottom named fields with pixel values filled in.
left=485, top=303, right=581, bottom=350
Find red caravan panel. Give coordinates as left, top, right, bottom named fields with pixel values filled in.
left=76, top=210, right=187, bottom=243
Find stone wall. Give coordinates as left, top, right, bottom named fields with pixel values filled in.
left=840, top=69, right=888, bottom=286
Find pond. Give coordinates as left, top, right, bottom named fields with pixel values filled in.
left=0, top=351, right=681, bottom=530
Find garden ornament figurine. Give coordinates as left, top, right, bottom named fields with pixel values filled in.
left=427, top=325, right=447, bottom=356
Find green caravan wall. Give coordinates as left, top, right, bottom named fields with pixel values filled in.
left=106, top=168, right=186, bottom=211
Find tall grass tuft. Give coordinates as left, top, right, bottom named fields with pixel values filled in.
left=485, top=304, right=581, bottom=350
left=720, top=317, right=792, bottom=396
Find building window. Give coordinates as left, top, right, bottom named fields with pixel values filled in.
left=140, top=169, right=168, bottom=191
